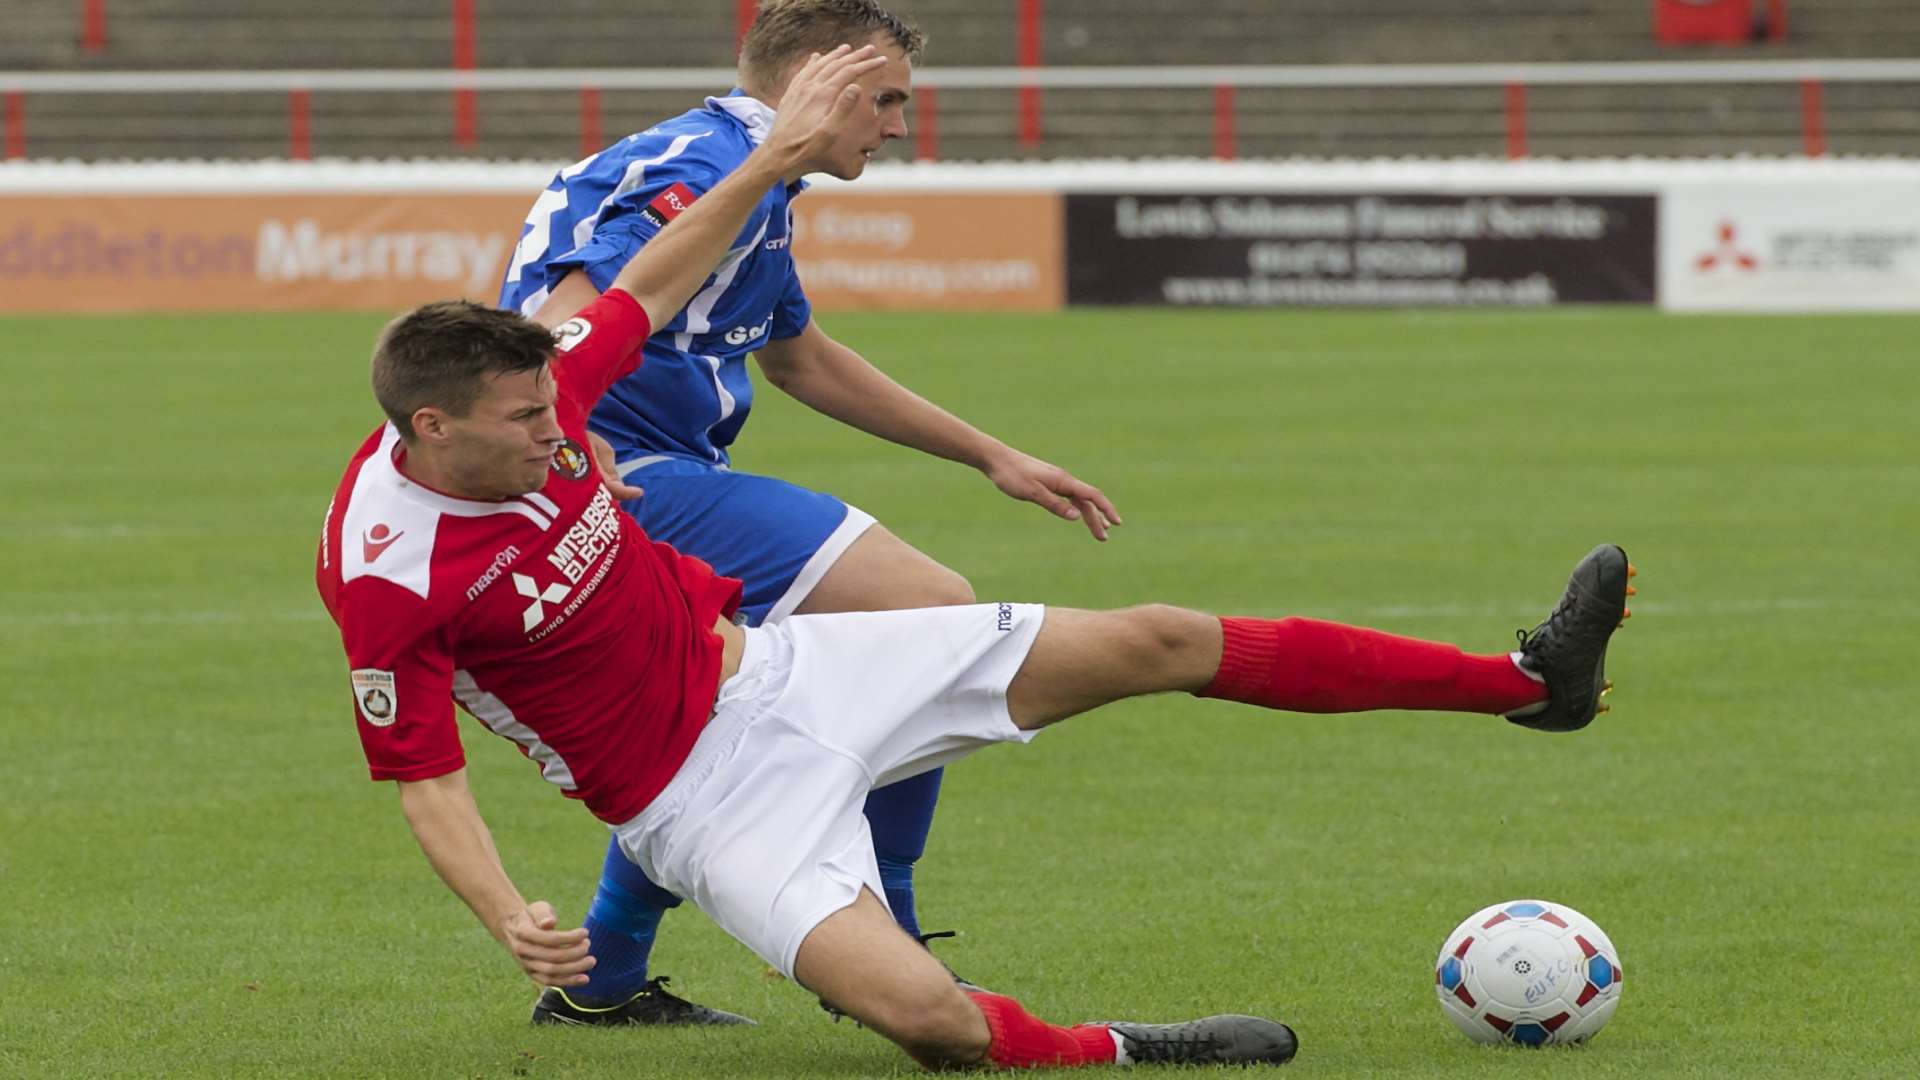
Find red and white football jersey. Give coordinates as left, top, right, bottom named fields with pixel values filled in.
left=315, top=290, right=743, bottom=824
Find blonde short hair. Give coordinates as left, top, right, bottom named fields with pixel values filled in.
left=738, top=0, right=925, bottom=95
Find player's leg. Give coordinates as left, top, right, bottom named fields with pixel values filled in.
left=764, top=610, right=1299, bottom=1068
left=791, top=889, right=994, bottom=1064
left=792, top=890, right=1296, bottom=1068
left=529, top=846, right=751, bottom=1027
left=540, top=457, right=847, bottom=1023
left=552, top=461, right=973, bottom=1022
left=1005, top=544, right=1632, bottom=733
left=792, top=522, right=974, bottom=942
left=643, top=465, right=974, bottom=946
left=1003, top=605, right=1547, bottom=727
left=790, top=522, right=974, bottom=615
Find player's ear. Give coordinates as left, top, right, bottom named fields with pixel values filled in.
left=410, top=406, right=451, bottom=444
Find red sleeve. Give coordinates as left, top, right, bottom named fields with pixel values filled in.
left=336, top=578, right=465, bottom=783
left=548, top=288, right=654, bottom=417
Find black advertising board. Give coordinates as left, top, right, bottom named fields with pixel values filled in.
left=1066, top=193, right=1656, bottom=307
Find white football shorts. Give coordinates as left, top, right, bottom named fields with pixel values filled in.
left=609, top=602, right=1047, bottom=978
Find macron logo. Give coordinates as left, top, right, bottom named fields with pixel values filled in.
left=362, top=524, right=403, bottom=563
left=513, top=572, right=570, bottom=632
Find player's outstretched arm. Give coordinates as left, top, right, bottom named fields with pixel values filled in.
left=756, top=324, right=1124, bottom=540
left=608, top=44, right=885, bottom=332
left=396, top=769, right=595, bottom=988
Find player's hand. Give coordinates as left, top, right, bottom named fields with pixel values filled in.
left=587, top=430, right=643, bottom=501
left=764, top=44, right=887, bottom=174
left=500, top=901, right=596, bottom=988
left=983, top=448, right=1123, bottom=542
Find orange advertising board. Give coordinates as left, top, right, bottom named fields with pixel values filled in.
left=0, top=190, right=1062, bottom=314
left=0, top=194, right=529, bottom=314
left=790, top=192, right=1062, bottom=311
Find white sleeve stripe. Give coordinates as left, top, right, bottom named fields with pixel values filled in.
left=453, top=670, right=578, bottom=790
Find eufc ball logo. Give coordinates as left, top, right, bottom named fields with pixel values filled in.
left=552, top=438, right=592, bottom=480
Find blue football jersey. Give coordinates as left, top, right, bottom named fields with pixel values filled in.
left=500, top=91, right=811, bottom=465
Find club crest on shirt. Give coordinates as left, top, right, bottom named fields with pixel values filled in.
left=552, top=438, right=592, bottom=480
left=351, top=668, right=397, bottom=727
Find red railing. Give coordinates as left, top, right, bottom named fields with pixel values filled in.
left=736, top=0, right=757, bottom=49
left=452, top=0, right=477, bottom=147
left=579, top=86, right=603, bottom=161
left=9, top=60, right=1917, bottom=162
left=288, top=88, right=311, bottom=160
left=1799, top=78, right=1825, bottom=157
left=1504, top=82, right=1529, bottom=159
left=1018, top=0, right=1043, bottom=146
left=82, top=0, right=107, bottom=54
left=45, top=0, right=1830, bottom=163
left=4, top=91, right=24, bottom=160
left=915, top=85, right=939, bottom=161
left=1212, top=84, right=1235, bottom=160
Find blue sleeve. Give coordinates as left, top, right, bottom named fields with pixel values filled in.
left=557, top=214, right=664, bottom=295
left=544, top=144, right=725, bottom=294
left=770, top=257, right=812, bottom=340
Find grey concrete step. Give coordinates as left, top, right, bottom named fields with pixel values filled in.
left=8, top=0, right=1919, bottom=71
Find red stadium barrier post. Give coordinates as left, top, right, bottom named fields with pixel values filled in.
left=1018, top=0, right=1042, bottom=146
left=1767, top=0, right=1789, bottom=40
left=452, top=0, right=478, bottom=148
left=914, top=85, right=939, bottom=161
left=737, top=0, right=757, bottom=48
left=288, top=88, right=312, bottom=161
left=1505, top=81, right=1529, bottom=159
left=3, top=91, right=24, bottom=160
left=82, top=0, right=108, bottom=53
left=1653, top=0, right=1753, bottom=46
left=1800, top=78, right=1826, bottom=157
left=580, top=86, right=603, bottom=159
left=1213, top=83, right=1236, bottom=160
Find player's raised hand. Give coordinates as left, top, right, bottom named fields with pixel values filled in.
left=586, top=430, right=643, bottom=501
left=501, top=900, right=596, bottom=988
left=764, top=44, right=888, bottom=174
left=983, top=449, right=1123, bottom=542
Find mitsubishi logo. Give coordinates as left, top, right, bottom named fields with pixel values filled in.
left=512, top=572, right=570, bottom=632
left=1695, top=220, right=1758, bottom=273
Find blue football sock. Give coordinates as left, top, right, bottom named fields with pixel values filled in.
left=576, top=837, right=681, bottom=1003
left=875, top=851, right=922, bottom=940
left=864, top=768, right=945, bottom=940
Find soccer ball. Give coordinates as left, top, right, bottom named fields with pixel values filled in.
left=1433, top=899, right=1623, bottom=1047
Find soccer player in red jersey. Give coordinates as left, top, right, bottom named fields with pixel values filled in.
left=319, top=45, right=1637, bottom=1071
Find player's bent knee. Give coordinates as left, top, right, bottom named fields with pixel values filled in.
left=1121, top=603, right=1210, bottom=652
left=1121, top=604, right=1219, bottom=683
left=902, top=566, right=975, bottom=609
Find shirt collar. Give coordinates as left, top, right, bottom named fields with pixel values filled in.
left=706, top=89, right=776, bottom=147
left=704, top=89, right=809, bottom=195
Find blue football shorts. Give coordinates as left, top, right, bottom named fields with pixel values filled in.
left=613, top=451, right=876, bottom=626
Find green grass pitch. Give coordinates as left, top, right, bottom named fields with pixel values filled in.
left=3, top=306, right=1917, bottom=1078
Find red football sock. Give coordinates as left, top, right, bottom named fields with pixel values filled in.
left=962, top=991, right=1116, bottom=1069
left=1196, top=616, right=1546, bottom=716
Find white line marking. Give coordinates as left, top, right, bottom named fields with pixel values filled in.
left=0, top=610, right=329, bottom=627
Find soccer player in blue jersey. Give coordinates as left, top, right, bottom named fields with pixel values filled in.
left=499, top=0, right=1118, bottom=1026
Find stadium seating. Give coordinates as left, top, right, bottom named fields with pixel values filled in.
left=2, top=0, right=1916, bottom=159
